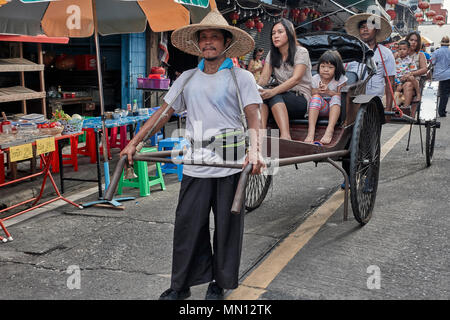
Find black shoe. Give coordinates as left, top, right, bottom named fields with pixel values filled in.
left=159, top=288, right=191, bottom=300
left=205, top=282, right=224, bottom=300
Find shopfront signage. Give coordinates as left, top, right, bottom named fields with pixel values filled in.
left=174, top=0, right=209, bottom=8
left=9, top=143, right=33, bottom=162
left=36, top=137, right=55, bottom=155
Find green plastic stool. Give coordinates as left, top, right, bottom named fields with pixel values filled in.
left=117, top=147, right=166, bottom=197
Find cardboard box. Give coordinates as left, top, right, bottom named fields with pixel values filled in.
left=75, top=54, right=96, bottom=71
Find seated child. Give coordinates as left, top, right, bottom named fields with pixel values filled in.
left=395, top=40, right=421, bottom=106
left=305, top=50, right=347, bottom=144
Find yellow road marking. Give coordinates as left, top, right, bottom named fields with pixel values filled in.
left=227, top=125, right=410, bottom=300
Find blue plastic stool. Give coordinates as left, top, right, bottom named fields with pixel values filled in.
left=157, top=137, right=189, bottom=181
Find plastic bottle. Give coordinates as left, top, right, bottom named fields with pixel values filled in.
left=132, top=99, right=138, bottom=114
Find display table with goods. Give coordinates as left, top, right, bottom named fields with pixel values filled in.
left=0, top=111, right=87, bottom=242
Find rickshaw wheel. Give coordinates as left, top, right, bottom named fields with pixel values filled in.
left=349, top=101, right=381, bottom=225
left=245, top=172, right=272, bottom=212
left=425, top=121, right=436, bottom=167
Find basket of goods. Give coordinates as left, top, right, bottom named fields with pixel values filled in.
left=51, top=110, right=84, bottom=135
left=137, top=67, right=170, bottom=89
left=38, top=121, right=64, bottom=136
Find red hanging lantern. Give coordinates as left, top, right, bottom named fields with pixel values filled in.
left=418, top=1, right=430, bottom=11
left=387, top=0, right=398, bottom=4
left=298, top=11, right=307, bottom=23
left=321, top=17, right=332, bottom=31
left=417, top=17, right=425, bottom=23
left=415, top=12, right=423, bottom=19
left=437, top=20, right=445, bottom=27
left=291, top=8, right=300, bottom=20
left=256, top=21, right=264, bottom=33
left=387, top=9, right=396, bottom=20
left=229, top=11, right=239, bottom=25
left=245, top=19, right=255, bottom=29
left=426, top=10, right=436, bottom=19
left=435, top=14, right=445, bottom=21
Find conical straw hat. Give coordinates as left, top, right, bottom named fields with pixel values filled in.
left=171, top=8, right=254, bottom=58
left=345, top=13, right=392, bottom=43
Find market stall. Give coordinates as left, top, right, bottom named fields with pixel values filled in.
left=0, top=127, right=83, bottom=242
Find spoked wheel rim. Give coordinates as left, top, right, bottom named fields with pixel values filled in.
left=350, top=103, right=381, bottom=225
left=245, top=172, right=272, bottom=213
left=425, top=122, right=436, bottom=167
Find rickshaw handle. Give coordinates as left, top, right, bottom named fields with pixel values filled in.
left=378, top=46, right=404, bottom=117
left=231, top=163, right=253, bottom=215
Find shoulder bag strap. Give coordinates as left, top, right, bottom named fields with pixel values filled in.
left=229, top=67, right=248, bottom=131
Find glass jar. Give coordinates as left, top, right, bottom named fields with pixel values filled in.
left=16, top=122, right=38, bottom=138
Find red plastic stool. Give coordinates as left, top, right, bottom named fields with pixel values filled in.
left=0, top=150, right=5, bottom=184
left=109, top=125, right=129, bottom=150
left=78, top=128, right=111, bottom=163
left=78, top=128, right=97, bottom=164
left=43, top=134, right=80, bottom=173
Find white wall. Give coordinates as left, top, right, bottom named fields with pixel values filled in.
left=418, top=24, right=450, bottom=48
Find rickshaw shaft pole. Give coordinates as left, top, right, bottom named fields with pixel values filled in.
left=133, top=150, right=350, bottom=168
left=325, top=158, right=349, bottom=221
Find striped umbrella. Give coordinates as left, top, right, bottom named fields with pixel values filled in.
left=0, top=0, right=214, bottom=36
left=0, top=0, right=214, bottom=200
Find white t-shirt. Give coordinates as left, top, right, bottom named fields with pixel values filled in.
left=346, top=44, right=396, bottom=96
left=164, top=67, right=263, bottom=178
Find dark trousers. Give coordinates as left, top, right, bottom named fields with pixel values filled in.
left=170, top=173, right=245, bottom=291
left=266, top=91, right=308, bottom=119
left=438, top=79, right=450, bottom=116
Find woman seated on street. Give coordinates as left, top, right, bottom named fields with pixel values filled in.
left=257, top=18, right=312, bottom=140
left=397, top=32, right=428, bottom=106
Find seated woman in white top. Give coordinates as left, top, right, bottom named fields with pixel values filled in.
left=257, top=18, right=312, bottom=140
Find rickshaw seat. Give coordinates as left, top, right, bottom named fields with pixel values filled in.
left=290, top=119, right=331, bottom=126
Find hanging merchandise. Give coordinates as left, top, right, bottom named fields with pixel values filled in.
left=386, top=9, right=396, bottom=20
left=158, top=32, right=169, bottom=65
left=230, top=11, right=239, bottom=25
left=414, top=12, right=423, bottom=19
left=255, top=20, right=264, bottom=32
left=245, top=18, right=255, bottom=29
left=291, top=8, right=300, bottom=22
left=321, top=16, right=332, bottom=31
left=387, top=0, right=398, bottom=5
left=418, top=1, right=430, bottom=12
left=425, top=10, right=436, bottom=19
left=434, top=14, right=445, bottom=21
left=437, top=21, right=445, bottom=27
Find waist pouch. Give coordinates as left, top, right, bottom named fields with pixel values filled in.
left=190, top=128, right=248, bottom=162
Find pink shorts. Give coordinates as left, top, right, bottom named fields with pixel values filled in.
left=309, top=95, right=341, bottom=117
